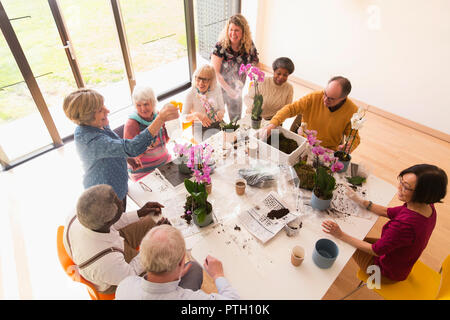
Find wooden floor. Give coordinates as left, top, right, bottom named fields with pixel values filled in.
left=0, top=82, right=448, bottom=300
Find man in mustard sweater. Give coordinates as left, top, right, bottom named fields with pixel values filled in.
left=262, top=76, right=360, bottom=153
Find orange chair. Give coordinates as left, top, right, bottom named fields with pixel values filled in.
left=56, top=225, right=115, bottom=300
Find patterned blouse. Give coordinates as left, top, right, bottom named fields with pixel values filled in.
left=211, top=41, right=259, bottom=91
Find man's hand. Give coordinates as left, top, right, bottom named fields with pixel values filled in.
left=156, top=217, right=171, bottom=226
left=203, top=255, right=225, bottom=280
left=137, top=202, right=164, bottom=218
left=258, top=123, right=276, bottom=140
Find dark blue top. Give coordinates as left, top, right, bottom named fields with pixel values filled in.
left=74, top=124, right=156, bottom=200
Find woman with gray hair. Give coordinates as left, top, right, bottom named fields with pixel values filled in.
left=116, top=225, right=240, bottom=300
left=63, top=88, right=179, bottom=207
left=63, top=184, right=170, bottom=294
left=182, top=64, right=225, bottom=141
left=124, top=85, right=171, bottom=181
left=244, top=57, right=295, bottom=121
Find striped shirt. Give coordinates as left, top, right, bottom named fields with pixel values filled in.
left=124, top=112, right=171, bottom=181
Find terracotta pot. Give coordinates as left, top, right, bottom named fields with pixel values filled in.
left=235, top=179, right=246, bottom=195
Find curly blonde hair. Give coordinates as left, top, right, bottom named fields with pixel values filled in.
left=218, top=14, right=253, bottom=54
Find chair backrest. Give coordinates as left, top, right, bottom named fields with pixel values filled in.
left=56, top=225, right=115, bottom=300
left=436, top=254, right=450, bottom=300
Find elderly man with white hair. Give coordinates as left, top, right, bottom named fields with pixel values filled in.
left=124, top=85, right=172, bottom=181
left=116, top=225, right=240, bottom=300
left=63, top=184, right=170, bottom=294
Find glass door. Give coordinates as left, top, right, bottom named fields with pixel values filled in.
left=57, top=0, right=132, bottom=115
left=119, top=0, right=191, bottom=96
left=0, top=0, right=67, bottom=165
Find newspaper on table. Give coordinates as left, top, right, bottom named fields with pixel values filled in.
left=238, top=191, right=298, bottom=244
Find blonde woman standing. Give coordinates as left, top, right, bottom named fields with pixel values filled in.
left=182, top=64, right=225, bottom=141
left=211, top=14, right=259, bottom=122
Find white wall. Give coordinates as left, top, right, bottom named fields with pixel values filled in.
left=244, top=0, right=450, bottom=135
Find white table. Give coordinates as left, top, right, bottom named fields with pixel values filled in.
left=127, top=128, right=397, bottom=300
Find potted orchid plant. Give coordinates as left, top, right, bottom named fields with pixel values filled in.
left=335, top=107, right=367, bottom=173
left=294, top=129, right=343, bottom=210
left=182, top=143, right=214, bottom=227
left=173, top=142, right=192, bottom=174
left=219, top=116, right=240, bottom=146
left=239, top=63, right=265, bottom=129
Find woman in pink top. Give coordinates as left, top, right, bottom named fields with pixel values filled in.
left=322, top=164, right=447, bottom=282
left=124, top=85, right=171, bottom=181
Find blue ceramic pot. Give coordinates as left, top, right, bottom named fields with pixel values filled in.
left=310, top=191, right=332, bottom=211
left=312, top=238, right=339, bottom=269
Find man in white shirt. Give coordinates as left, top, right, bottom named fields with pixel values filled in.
left=63, top=184, right=169, bottom=294
left=115, top=225, right=240, bottom=300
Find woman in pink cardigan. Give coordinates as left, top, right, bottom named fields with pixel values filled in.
left=322, top=164, right=447, bottom=282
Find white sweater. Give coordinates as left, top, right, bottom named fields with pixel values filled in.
left=181, top=86, right=225, bottom=122
left=244, top=76, right=293, bottom=120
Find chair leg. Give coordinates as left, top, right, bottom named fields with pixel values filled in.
left=341, top=281, right=366, bottom=300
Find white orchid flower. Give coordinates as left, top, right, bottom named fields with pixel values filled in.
left=350, top=107, right=367, bottom=130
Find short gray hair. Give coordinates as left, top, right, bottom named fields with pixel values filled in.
left=140, top=225, right=186, bottom=274
left=272, top=57, right=295, bottom=74
left=76, top=184, right=118, bottom=230
left=132, top=85, right=158, bottom=107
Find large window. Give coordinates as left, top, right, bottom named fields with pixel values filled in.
left=0, top=0, right=204, bottom=169
left=120, top=0, right=190, bottom=94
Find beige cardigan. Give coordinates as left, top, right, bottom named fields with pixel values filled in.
left=244, top=76, right=293, bottom=120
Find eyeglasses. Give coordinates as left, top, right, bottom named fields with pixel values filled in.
left=398, top=176, right=415, bottom=192
left=323, top=90, right=342, bottom=102
left=196, top=76, right=210, bottom=83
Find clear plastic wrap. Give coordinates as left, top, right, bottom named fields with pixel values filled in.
left=238, top=165, right=278, bottom=188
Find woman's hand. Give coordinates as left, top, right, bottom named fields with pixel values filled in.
left=137, top=202, right=165, bottom=217
left=345, top=186, right=364, bottom=207
left=227, top=88, right=240, bottom=100
left=216, top=110, right=225, bottom=122
left=159, top=103, right=180, bottom=123
left=127, top=157, right=142, bottom=170
left=322, top=220, right=344, bottom=239
left=197, top=112, right=212, bottom=127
